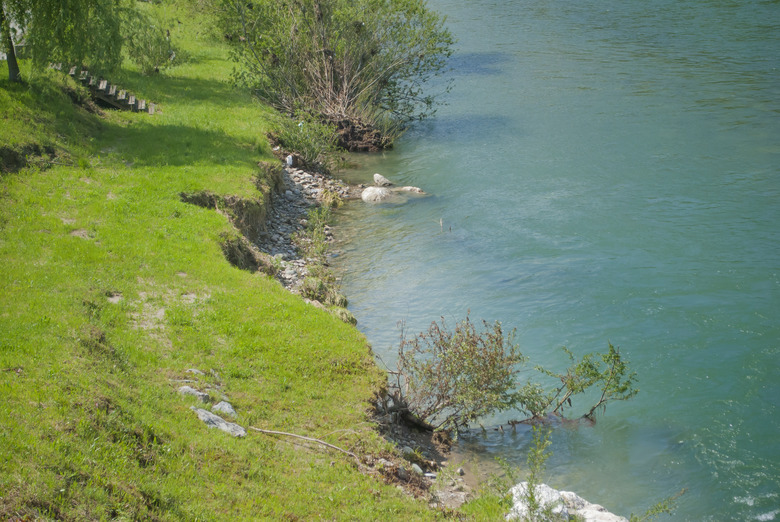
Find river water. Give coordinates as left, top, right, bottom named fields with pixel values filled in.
left=331, top=0, right=780, bottom=519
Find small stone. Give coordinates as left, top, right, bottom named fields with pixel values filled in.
left=376, top=458, right=393, bottom=469
left=186, top=368, right=205, bottom=375
left=212, top=401, right=237, bottom=417
left=190, top=407, right=246, bottom=437
left=178, top=385, right=210, bottom=403
left=457, top=467, right=465, bottom=476
left=373, top=173, right=393, bottom=186
left=411, top=463, right=424, bottom=475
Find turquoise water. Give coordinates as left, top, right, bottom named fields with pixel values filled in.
left=331, top=0, right=780, bottom=519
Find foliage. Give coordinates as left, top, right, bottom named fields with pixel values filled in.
left=1, top=0, right=188, bottom=81
left=273, top=110, right=342, bottom=172
left=292, top=205, right=353, bottom=322
left=294, top=206, right=331, bottom=262
left=393, top=316, right=639, bottom=433
left=394, top=315, right=527, bottom=433
left=530, top=344, right=638, bottom=420
left=460, top=429, right=561, bottom=521
left=219, top=0, right=453, bottom=145
left=629, top=489, right=687, bottom=522
left=520, top=426, right=565, bottom=522
left=0, top=1, right=21, bottom=81
left=120, top=5, right=182, bottom=75
left=1, top=0, right=124, bottom=81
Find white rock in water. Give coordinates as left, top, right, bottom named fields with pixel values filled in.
left=373, top=173, right=393, bottom=186
left=507, top=482, right=628, bottom=522
left=361, top=186, right=392, bottom=202
left=398, top=186, right=425, bottom=194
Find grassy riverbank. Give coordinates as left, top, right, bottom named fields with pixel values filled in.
left=0, top=2, right=442, bottom=519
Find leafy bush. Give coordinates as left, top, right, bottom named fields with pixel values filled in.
left=394, top=315, right=527, bottom=433
left=391, top=315, right=639, bottom=434
left=220, top=0, right=453, bottom=146
left=121, top=7, right=182, bottom=75
left=533, top=344, right=638, bottom=420
left=272, top=111, right=341, bottom=172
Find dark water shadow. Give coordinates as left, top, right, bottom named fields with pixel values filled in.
left=406, top=112, right=520, bottom=144
left=448, top=51, right=511, bottom=76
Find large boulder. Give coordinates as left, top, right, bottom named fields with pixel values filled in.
left=507, top=482, right=628, bottom=522
left=507, top=483, right=568, bottom=520
left=191, top=407, right=246, bottom=437
left=361, top=186, right=393, bottom=203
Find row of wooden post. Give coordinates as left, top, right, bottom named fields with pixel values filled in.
left=51, top=64, right=156, bottom=114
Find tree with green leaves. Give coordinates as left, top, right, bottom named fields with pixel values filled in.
left=220, top=0, right=453, bottom=149
left=1, top=0, right=124, bottom=82
left=0, top=0, right=23, bottom=81
left=391, top=315, right=638, bottom=434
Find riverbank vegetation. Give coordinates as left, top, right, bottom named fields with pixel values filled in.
left=391, top=315, right=638, bottom=434
left=218, top=0, right=453, bottom=151
left=1, top=1, right=667, bottom=519
left=0, top=1, right=441, bottom=518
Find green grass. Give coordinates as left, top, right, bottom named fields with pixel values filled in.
left=0, top=2, right=440, bottom=519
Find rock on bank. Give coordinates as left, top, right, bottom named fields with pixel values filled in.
left=507, top=482, right=627, bottom=522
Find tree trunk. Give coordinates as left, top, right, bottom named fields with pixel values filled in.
left=0, top=3, right=21, bottom=82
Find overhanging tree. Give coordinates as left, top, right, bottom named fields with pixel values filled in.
left=0, top=0, right=22, bottom=81
left=391, top=315, right=638, bottom=434
left=220, top=0, right=453, bottom=149
left=1, top=0, right=123, bottom=82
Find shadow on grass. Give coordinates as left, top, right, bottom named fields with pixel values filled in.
left=0, top=74, right=104, bottom=146
left=101, top=119, right=257, bottom=168
left=112, top=69, right=255, bottom=110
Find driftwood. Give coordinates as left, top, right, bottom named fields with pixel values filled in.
left=249, top=427, right=359, bottom=461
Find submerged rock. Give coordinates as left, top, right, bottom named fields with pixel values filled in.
left=360, top=179, right=427, bottom=204
left=361, top=186, right=393, bottom=202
